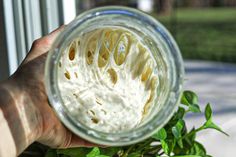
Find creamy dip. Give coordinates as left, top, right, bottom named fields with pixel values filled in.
left=58, top=27, right=158, bottom=133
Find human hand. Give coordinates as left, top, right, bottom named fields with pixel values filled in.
left=0, top=26, right=97, bottom=157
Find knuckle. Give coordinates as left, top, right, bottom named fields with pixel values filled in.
left=32, top=38, right=43, bottom=48
left=41, top=37, right=51, bottom=46
left=32, top=37, right=51, bottom=51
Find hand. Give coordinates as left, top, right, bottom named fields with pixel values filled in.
left=0, top=26, right=96, bottom=157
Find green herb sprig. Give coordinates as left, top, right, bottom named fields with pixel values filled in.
left=45, top=90, right=228, bottom=157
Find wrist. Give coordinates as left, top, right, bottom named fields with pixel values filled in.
left=0, top=75, right=42, bottom=155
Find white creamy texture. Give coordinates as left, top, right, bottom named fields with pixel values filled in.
left=58, top=27, right=158, bottom=133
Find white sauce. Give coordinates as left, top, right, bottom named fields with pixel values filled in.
left=58, top=27, right=158, bottom=133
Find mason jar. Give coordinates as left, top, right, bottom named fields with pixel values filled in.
left=45, top=6, right=184, bottom=146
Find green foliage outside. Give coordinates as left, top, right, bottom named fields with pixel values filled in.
left=153, top=8, right=236, bottom=62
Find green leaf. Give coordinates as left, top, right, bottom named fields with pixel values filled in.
left=176, top=107, right=186, bottom=119
left=181, top=91, right=201, bottom=113
left=172, top=119, right=185, bottom=148
left=96, top=155, right=110, bottom=157
left=205, top=103, right=212, bottom=121
left=177, top=107, right=185, bottom=117
left=56, top=147, right=92, bottom=157
left=161, top=140, right=169, bottom=155
left=100, top=147, right=121, bottom=156
left=127, top=152, right=142, bottom=157
left=152, top=128, right=167, bottom=140
left=86, top=147, right=100, bottom=157
left=188, top=141, right=206, bottom=155
left=171, top=155, right=202, bottom=157
left=203, top=120, right=229, bottom=136
left=194, top=142, right=207, bottom=155
left=44, top=149, right=57, bottom=157
left=181, top=91, right=198, bottom=106
left=166, top=139, right=176, bottom=153
left=177, top=139, right=184, bottom=149
left=189, top=104, right=201, bottom=113
left=172, top=120, right=184, bottom=139
left=185, top=128, right=196, bottom=146
left=203, top=104, right=228, bottom=136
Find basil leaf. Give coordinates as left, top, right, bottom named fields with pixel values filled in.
left=205, top=103, right=212, bottom=121
left=172, top=120, right=184, bottom=139
left=189, top=104, right=201, bottom=113
left=177, top=139, right=184, bottom=149
left=172, top=119, right=184, bottom=148
left=100, top=147, right=121, bottom=156
left=194, top=142, right=207, bottom=155
left=127, top=152, right=142, bottom=157
left=45, top=149, right=57, bottom=157
left=172, top=127, right=181, bottom=139
left=152, top=128, right=167, bottom=140
left=166, top=139, right=176, bottom=153
left=188, top=141, right=206, bottom=155
left=185, top=128, right=196, bottom=146
left=176, top=107, right=186, bottom=119
left=86, top=147, right=100, bottom=157
left=161, top=140, right=169, bottom=155
left=56, top=147, right=92, bottom=157
left=181, top=91, right=201, bottom=113
left=203, top=120, right=229, bottom=136
left=171, top=155, right=202, bottom=157
left=181, top=91, right=198, bottom=106
left=203, top=104, right=228, bottom=136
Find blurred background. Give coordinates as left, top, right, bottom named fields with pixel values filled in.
left=0, top=0, right=235, bottom=157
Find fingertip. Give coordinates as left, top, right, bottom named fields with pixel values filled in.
left=68, top=134, right=100, bottom=148
left=46, top=25, right=66, bottom=42
left=49, top=25, right=66, bottom=35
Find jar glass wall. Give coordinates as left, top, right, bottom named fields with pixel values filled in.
left=45, top=6, right=184, bottom=146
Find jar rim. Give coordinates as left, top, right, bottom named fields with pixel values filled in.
left=45, top=6, right=184, bottom=146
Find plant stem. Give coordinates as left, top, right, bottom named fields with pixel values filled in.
left=142, top=145, right=162, bottom=155
left=181, top=126, right=204, bottom=140
left=121, top=144, right=136, bottom=157
left=136, top=138, right=154, bottom=151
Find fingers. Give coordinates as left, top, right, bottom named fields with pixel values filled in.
left=56, top=128, right=99, bottom=148
left=37, top=110, right=100, bottom=149
left=65, top=133, right=100, bottom=148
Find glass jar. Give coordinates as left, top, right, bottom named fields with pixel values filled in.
left=45, top=6, right=184, bottom=146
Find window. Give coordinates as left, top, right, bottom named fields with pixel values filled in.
left=0, top=0, right=77, bottom=80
